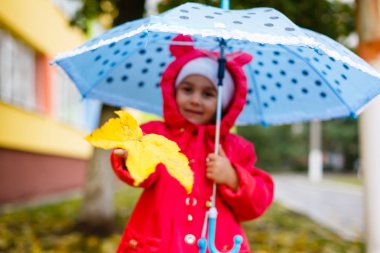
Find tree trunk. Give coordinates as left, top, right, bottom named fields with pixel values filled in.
left=78, top=105, right=118, bottom=234
left=77, top=0, right=147, bottom=235
left=308, top=121, right=323, bottom=182
left=113, top=0, right=146, bottom=26
left=356, top=0, right=380, bottom=252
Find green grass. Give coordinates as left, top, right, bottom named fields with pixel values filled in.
left=245, top=204, right=364, bottom=253
left=0, top=187, right=364, bottom=253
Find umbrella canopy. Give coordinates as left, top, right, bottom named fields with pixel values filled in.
left=54, top=2, right=380, bottom=126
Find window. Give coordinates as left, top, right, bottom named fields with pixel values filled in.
left=0, top=29, right=36, bottom=110
left=0, top=28, right=101, bottom=132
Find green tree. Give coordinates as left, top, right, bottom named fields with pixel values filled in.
left=71, top=0, right=146, bottom=31
left=238, top=124, right=309, bottom=172
left=323, top=119, right=358, bottom=172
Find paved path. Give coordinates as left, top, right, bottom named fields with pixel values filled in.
left=273, top=174, right=363, bottom=241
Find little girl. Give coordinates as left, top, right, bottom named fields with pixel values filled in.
left=111, top=34, right=274, bottom=253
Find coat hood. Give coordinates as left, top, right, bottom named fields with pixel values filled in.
left=160, top=34, right=252, bottom=137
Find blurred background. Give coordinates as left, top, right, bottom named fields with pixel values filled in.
left=0, top=0, right=379, bottom=252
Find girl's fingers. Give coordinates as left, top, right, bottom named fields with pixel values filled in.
left=114, top=148, right=127, bottom=158
left=206, top=160, right=216, bottom=168
left=207, top=153, right=217, bottom=161
left=206, top=163, right=216, bottom=175
left=206, top=170, right=214, bottom=179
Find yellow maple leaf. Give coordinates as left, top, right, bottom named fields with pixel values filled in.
left=86, top=111, right=193, bottom=194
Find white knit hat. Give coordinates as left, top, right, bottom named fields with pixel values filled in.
left=175, top=57, right=235, bottom=110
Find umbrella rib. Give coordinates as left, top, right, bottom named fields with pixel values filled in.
left=246, top=64, right=267, bottom=126
left=278, top=45, right=357, bottom=118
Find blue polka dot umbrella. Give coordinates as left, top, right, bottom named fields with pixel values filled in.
left=53, top=2, right=380, bottom=126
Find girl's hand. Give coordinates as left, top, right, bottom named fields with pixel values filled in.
left=206, top=147, right=238, bottom=191
left=114, top=148, right=128, bottom=158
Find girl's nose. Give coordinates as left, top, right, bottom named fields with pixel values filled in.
left=189, top=94, right=201, bottom=105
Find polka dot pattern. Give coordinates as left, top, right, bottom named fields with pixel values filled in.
left=56, top=2, right=380, bottom=125
left=236, top=37, right=380, bottom=124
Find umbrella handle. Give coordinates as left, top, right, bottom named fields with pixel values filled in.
left=198, top=238, right=207, bottom=253
left=198, top=207, right=243, bottom=253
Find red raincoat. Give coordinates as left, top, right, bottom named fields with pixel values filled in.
left=111, top=35, right=274, bottom=253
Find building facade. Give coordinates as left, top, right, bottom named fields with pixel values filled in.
left=0, top=0, right=100, bottom=204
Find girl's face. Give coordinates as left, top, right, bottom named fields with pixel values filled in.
left=175, top=74, right=218, bottom=125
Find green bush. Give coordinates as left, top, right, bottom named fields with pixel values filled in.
left=237, top=124, right=309, bottom=172
left=237, top=118, right=359, bottom=173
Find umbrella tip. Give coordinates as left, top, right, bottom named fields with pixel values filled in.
left=80, top=94, right=88, bottom=102
left=350, top=112, right=358, bottom=120
left=260, top=121, right=268, bottom=128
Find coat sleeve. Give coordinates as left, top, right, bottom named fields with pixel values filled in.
left=110, top=150, right=160, bottom=189
left=109, top=121, right=164, bottom=189
left=218, top=138, right=274, bottom=222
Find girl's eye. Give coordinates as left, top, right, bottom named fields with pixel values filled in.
left=177, top=85, right=192, bottom=93
left=203, top=92, right=216, bottom=98
left=182, top=87, right=192, bottom=93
